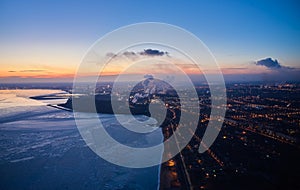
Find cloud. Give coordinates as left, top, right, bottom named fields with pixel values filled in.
left=251, top=57, right=300, bottom=81
left=106, top=49, right=169, bottom=60
left=106, top=52, right=117, bottom=58
left=123, top=51, right=136, bottom=57
left=255, top=58, right=282, bottom=69
left=7, top=69, right=46, bottom=73
left=140, top=49, right=167, bottom=56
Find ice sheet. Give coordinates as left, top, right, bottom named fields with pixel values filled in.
left=0, top=89, right=162, bottom=190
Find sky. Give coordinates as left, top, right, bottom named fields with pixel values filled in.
left=0, top=0, right=299, bottom=82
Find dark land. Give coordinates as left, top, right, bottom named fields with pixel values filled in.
left=1, top=80, right=300, bottom=189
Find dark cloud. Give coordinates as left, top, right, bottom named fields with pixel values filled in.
left=8, top=70, right=16, bottom=72
left=106, top=49, right=169, bottom=60
left=140, top=49, right=167, bottom=56
left=255, top=58, right=282, bottom=69
left=250, top=57, right=300, bottom=81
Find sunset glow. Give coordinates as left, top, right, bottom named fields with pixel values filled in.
left=0, top=0, right=299, bottom=83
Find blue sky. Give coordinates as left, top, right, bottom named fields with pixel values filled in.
left=0, top=0, right=299, bottom=81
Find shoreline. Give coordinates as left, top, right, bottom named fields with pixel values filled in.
left=0, top=88, right=182, bottom=189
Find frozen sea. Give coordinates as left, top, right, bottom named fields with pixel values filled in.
left=0, top=89, right=163, bottom=190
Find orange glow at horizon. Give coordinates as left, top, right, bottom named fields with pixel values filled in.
left=0, top=69, right=75, bottom=78
left=0, top=56, right=272, bottom=80
left=0, top=65, right=272, bottom=79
